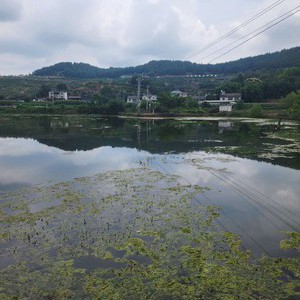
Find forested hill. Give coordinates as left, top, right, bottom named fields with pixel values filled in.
left=33, top=47, right=300, bottom=78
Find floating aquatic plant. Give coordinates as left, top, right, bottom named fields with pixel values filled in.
left=0, top=167, right=299, bottom=299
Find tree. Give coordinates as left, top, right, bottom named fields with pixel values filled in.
left=99, top=86, right=115, bottom=104
left=235, top=100, right=245, bottom=110
left=56, top=83, right=68, bottom=91
left=218, top=81, right=241, bottom=93
left=158, top=92, right=173, bottom=110
left=249, top=104, right=263, bottom=118
left=106, top=100, right=125, bottom=115
left=281, top=91, right=300, bottom=118
left=242, top=80, right=264, bottom=102
left=281, top=91, right=300, bottom=108
left=185, top=97, right=198, bottom=109
left=37, top=84, right=51, bottom=97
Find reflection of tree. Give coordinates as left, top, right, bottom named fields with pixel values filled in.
left=157, top=122, right=185, bottom=141
left=221, top=123, right=262, bottom=146
left=1, top=116, right=299, bottom=169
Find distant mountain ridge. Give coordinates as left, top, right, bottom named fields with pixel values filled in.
left=33, top=47, right=300, bottom=78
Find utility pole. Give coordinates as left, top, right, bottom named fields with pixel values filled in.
left=137, top=75, right=142, bottom=113
left=51, top=91, right=54, bottom=106
left=146, top=85, right=149, bottom=112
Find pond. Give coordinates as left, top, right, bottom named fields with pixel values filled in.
left=0, top=115, right=299, bottom=299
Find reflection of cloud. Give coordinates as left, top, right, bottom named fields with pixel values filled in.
left=0, top=166, right=36, bottom=185
left=274, top=189, right=300, bottom=211
left=1, top=138, right=299, bottom=256
left=63, top=147, right=143, bottom=167
left=169, top=163, right=213, bottom=185
left=0, top=138, right=147, bottom=188
left=0, top=138, right=56, bottom=156
left=231, top=162, right=258, bottom=177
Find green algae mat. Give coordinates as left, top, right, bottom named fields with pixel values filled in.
left=0, top=168, right=299, bottom=299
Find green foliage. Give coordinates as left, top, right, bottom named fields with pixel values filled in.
left=249, top=104, right=264, bottom=118
left=242, top=79, right=264, bottom=102
left=280, top=232, right=300, bottom=251
left=56, top=83, right=68, bottom=91
left=281, top=91, right=300, bottom=108
left=78, top=100, right=125, bottom=115
left=234, top=100, right=245, bottom=110
left=158, top=92, right=183, bottom=111
left=280, top=91, right=300, bottom=118
left=289, top=99, right=300, bottom=118
left=185, top=97, right=198, bottom=109
left=218, top=81, right=241, bottom=93
left=37, top=84, right=51, bottom=97
left=201, top=101, right=212, bottom=108
left=32, top=47, right=300, bottom=78
left=106, top=100, right=125, bottom=114
left=95, top=86, right=116, bottom=104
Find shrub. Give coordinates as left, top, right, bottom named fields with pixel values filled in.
left=249, top=104, right=263, bottom=118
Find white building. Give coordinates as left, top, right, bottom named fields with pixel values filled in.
left=171, top=90, right=188, bottom=98
left=219, top=90, right=241, bottom=102
left=48, top=90, right=68, bottom=100
left=142, top=94, right=157, bottom=101
left=199, top=90, right=241, bottom=106
left=127, top=96, right=139, bottom=104
left=219, top=104, right=233, bottom=112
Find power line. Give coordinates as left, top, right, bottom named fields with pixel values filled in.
left=208, top=6, right=300, bottom=63
left=208, top=169, right=299, bottom=232
left=151, top=158, right=271, bottom=255
left=185, top=0, right=286, bottom=60
left=143, top=152, right=299, bottom=255
left=197, top=6, right=300, bottom=62
left=220, top=171, right=300, bottom=222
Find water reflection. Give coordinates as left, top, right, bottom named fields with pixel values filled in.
left=0, top=137, right=147, bottom=189
left=0, top=115, right=299, bottom=256
left=0, top=115, right=299, bottom=168
left=218, top=121, right=233, bottom=133
left=158, top=154, right=300, bottom=256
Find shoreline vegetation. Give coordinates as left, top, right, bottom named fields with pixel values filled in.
left=0, top=47, right=299, bottom=120
left=0, top=101, right=300, bottom=121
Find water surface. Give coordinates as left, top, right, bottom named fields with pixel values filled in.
left=0, top=115, right=299, bottom=257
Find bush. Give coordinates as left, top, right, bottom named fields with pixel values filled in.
left=235, top=100, right=245, bottom=110
left=249, top=104, right=264, bottom=118
left=281, top=91, right=300, bottom=107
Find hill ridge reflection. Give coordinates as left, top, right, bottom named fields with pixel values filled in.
left=0, top=115, right=299, bottom=169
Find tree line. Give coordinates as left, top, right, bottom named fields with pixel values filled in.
left=32, top=47, right=300, bottom=78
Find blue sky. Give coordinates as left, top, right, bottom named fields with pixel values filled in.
left=0, top=0, right=299, bottom=75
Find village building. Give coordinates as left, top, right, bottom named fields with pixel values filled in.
left=198, top=90, right=241, bottom=106
left=127, top=95, right=139, bottom=104
left=48, top=90, right=68, bottom=100
left=171, top=90, right=188, bottom=98
left=219, top=90, right=241, bottom=102
left=142, top=94, right=157, bottom=101
left=219, top=104, right=233, bottom=112
left=67, top=95, right=82, bottom=100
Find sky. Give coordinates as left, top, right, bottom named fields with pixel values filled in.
left=0, top=0, right=299, bottom=75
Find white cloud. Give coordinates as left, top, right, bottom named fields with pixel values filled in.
left=0, top=0, right=22, bottom=22
left=0, top=0, right=299, bottom=74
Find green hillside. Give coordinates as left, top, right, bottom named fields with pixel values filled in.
left=32, top=47, right=300, bottom=78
